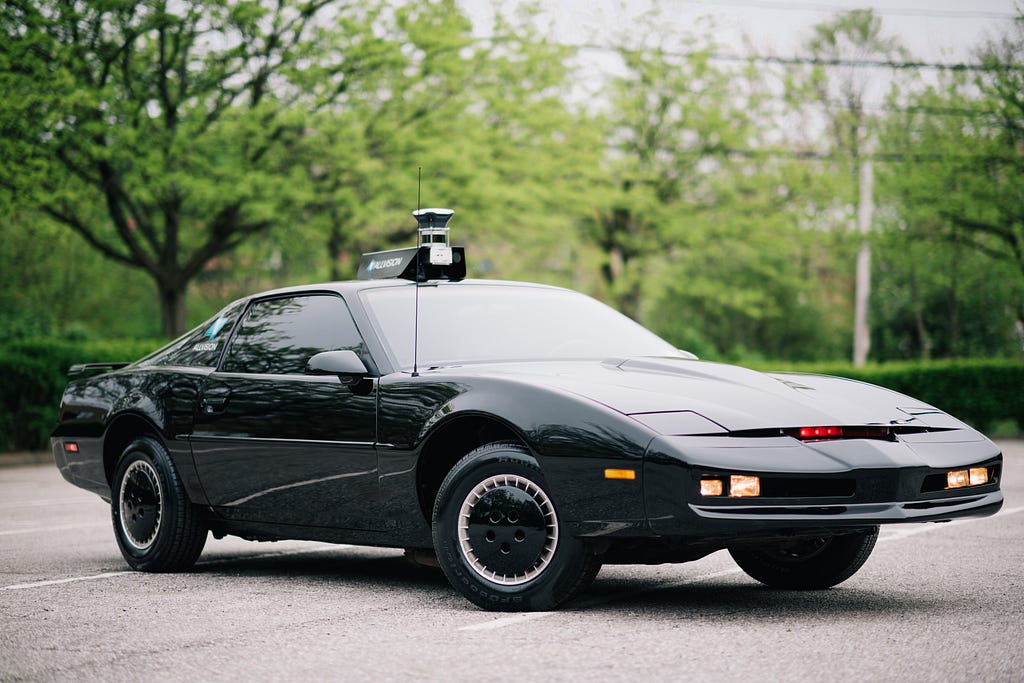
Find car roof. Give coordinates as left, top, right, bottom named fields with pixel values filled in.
left=241, top=278, right=570, bottom=302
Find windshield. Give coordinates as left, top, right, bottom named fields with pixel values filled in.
left=361, top=282, right=681, bottom=369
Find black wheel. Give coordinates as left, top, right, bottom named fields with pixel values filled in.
left=728, top=527, right=879, bottom=589
left=111, top=436, right=207, bottom=572
left=432, top=442, right=601, bottom=611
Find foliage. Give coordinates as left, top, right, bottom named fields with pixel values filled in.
left=0, top=213, right=166, bottom=341
left=0, top=0, right=419, bottom=336
left=0, top=338, right=161, bottom=451
left=589, top=22, right=752, bottom=320
left=286, top=2, right=607, bottom=288
left=595, top=15, right=860, bottom=361
left=870, top=227, right=1024, bottom=359
left=879, top=21, right=1024, bottom=320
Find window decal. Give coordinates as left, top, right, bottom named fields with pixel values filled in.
left=205, top=315, right=229, bottom=340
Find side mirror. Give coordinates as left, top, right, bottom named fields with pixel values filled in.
left=306, top=350, right=369, bottom=386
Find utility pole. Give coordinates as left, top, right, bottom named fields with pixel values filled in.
left=853, top=154, right=873, bottom=367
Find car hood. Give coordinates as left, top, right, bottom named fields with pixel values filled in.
left=440, top=357, right=965, bottom=433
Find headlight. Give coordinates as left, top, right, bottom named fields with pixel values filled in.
left=699, top=474, right=760, bottom=497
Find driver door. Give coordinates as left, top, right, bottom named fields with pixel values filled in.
left=190, top=293, right=380, bottom=530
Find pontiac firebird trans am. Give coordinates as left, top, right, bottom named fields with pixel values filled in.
left=52, top=211, right=1003, bottom=611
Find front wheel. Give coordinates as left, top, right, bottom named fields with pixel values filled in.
left=432, top=443, right=601, bottom=611
left=111, top=436, right=207, bottom=572
left=728, top=527, right=878, bottom=589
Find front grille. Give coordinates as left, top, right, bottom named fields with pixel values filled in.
left=758, top=477, right=856, bottom=498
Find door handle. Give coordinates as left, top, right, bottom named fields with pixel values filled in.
left=200, top=390, right=231, bottom=414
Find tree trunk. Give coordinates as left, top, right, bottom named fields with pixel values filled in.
left=908, top=265, right=932, bottom=360
left=158, top=281, right=187, bottom=338
left=852, top=157, right=873, bottom=367
left=948, top=238, right=960, bottom=357
left=328, top=221, right=345, bottom=282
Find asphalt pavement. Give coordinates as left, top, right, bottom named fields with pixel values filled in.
left=1, top=443, right=1022, bottom=682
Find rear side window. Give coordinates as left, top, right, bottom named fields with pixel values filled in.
left=221, top=294, right=368, bottom=375
left=141, top=302, right=244, bottom=368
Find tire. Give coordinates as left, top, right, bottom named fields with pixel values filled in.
left=432, top=442, right=601, bottom=611
left=728, top=527, right=879, bottom=589
left=111, top=436, right=207, bottom=572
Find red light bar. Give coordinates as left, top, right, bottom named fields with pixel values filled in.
left=799, top=426, right=843, bottom=439
left=787, top=426, right=890, bottom=442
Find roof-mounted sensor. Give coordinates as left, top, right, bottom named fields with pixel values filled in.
left=357, top=208, right=466, bottom=282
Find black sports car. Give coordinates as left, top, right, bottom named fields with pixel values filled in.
left=52, top=211, right=1003, bottom=611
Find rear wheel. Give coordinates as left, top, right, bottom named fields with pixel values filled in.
left=111, top=436, right=207, bottom=572
left=728, top=528, right=878, bottom=589
left=432, top=442, right=601, bottom=611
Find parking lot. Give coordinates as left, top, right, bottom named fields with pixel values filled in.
left=2, top=443, right=1022, bottom=682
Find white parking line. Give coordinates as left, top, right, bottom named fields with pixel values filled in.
left=0, top=522, right=109, bottom=536
left=1, top=571, right=134, bottom=591
left=0, top=543, right=350, bottom=592
left=457, top=568, right=744, bottom=632
left=458, top=611, right=555, bottom=632
left=0, top=498, right=98, bottom=510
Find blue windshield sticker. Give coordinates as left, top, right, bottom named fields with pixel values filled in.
left=205, top=315, right=229, bottom=340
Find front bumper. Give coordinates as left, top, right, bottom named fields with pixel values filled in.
left=689, top=490, right=1003, bottom=524
left=644, top=432, right=1004, bottom=538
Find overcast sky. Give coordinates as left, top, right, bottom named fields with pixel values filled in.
left=460, top=0, right=1020, bottom=62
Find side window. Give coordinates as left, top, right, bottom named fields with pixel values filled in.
left=142, top=302, right=244, bottom=368
left=221, top=294, right=368, bottom=375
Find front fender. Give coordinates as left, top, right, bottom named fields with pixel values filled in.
left=379, top=373, right=657, bottom=537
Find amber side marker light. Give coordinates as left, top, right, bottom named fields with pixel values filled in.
left=604, top=468, right=636, bottom=480
left=946, top=468, right=989, bottom=489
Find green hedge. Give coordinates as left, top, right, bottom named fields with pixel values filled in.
left=0, top=339, right=162, bottom=452
left=1, top=340, right=1020, bottom=452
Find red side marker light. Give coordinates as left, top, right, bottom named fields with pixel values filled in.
left=64, top=442, right=79, bottom=453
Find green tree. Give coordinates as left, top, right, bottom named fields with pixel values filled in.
left=884, top=15, right=1019, bottom=309
left=788, top=9, right=908, bottom=365
left=591, top=16, right=849, bottom=361
left=293, top=3, right=606, bottom=286
left=0, top=0, right=393, bottom=337
left=878, top=15, right=1024, bottom=357
left=593, top=24, right=758, bottom=321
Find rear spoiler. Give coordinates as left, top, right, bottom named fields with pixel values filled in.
left=68, top=362, right=131, bottom=379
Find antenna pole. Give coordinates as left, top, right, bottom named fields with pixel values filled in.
left=412, top=167, right=422, bottom=377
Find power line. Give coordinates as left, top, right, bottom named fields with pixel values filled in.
left=696, top=1, right=1020, bottom=21
left=707, top=146, right=1019, bottom=163
left=712, top=52, right=1012, bottom=72
left=578, top=43, right=1013, bottom=72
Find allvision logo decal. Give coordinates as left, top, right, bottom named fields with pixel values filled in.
left=368, top=257, right=403, bottom=271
